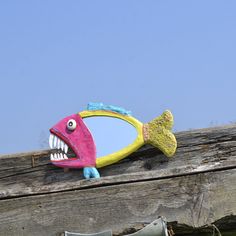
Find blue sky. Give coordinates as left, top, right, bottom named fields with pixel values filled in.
left=0, top=1, right=236, bottom=154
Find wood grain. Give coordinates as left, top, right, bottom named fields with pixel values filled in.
left=0, top=125, right=236, bottom=198
left=0, top=124, right=235, bottom=235
left=0, top=169, right=235, bottom=236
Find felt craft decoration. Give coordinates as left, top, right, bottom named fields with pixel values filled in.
left=49, top=103, right=177, bottom=179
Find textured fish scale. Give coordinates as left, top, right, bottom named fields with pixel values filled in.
left=147, top=110, right=177, bottom=157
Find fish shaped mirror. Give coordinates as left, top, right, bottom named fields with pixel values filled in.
left=49, top=103, right=177, bottom=179
left=83, top=116, right=138, bottom=158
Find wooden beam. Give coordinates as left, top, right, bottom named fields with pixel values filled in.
left=0, top=124, right=235, bottom=235
left=0, top=169, right=235, bottom=235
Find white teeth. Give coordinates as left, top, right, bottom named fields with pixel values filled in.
left=57, top=139, right=61, bottom=149
left=49, top=134, right=71, bottom=160
left=50, top=151, right=70, bottom=161
left=61, top=140, right=65, bottom=151
left=49, top=134, right=68, bottom=151
left=49, top=134, right=54, bottom=149
left=64, top=144, right=68, bottom=154
left=53, top=136, right=58, bottom=148
left=50, top=153, right=68, bottom=161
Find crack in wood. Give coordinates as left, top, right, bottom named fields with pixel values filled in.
left=0, top=164, right=235, bottom=201
left=0, top=124, right=236, bottom=235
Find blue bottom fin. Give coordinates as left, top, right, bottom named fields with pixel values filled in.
left=83, top=167, right=100, bottom=179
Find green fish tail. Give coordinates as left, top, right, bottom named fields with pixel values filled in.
left=144, top=110, right=177, bottom=157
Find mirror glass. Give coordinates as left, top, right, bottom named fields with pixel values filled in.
left=83, top=117, right=138, bottom=158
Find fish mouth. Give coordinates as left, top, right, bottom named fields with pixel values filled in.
left=49, top=130, right=78, bottom=162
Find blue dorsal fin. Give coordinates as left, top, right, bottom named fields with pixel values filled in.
left=87, top=102, right=132, bottom=116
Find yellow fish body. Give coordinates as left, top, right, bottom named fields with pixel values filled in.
left=80, top=105, right=177, bottom=168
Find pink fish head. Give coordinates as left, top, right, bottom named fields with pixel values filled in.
left=49, top=113, right=96, bottom=168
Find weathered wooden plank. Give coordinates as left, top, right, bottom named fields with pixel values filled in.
left=0, top=169, right=235, bottom=236
left=2, top=123, right=236, bottom=174
left=0, top=124, right=236, bottom=235
left=0, top=125, right=236, bottom=198
left=2, top=123, right=236, bottom=176
left=0, top=157, right=235, bottom=199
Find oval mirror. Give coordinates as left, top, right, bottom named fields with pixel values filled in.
left=83, top=117, right=138, bottom=158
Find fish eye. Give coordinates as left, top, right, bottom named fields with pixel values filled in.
left=67, top=119, right=77, bottom=131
